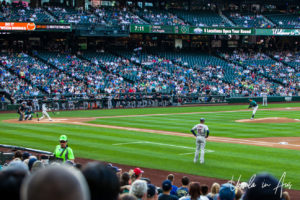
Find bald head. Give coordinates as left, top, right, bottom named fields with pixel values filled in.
left=21, top=166, right=90, bottom=200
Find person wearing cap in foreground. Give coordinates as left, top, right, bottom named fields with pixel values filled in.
left=158, top=180, right=178, bottom=200
left=216, top=183, right=235, bottom=200
left=191, top=118, right=209, bottom=164
left=54, top=135, right=75, bottom=163
left=242, top=173, right=283, bottom=200
left=131, top=167, right=144, bottom=182
left=147, top=184, right=158, bottom=200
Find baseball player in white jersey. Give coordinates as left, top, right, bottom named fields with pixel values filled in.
left=39, top=102, right=52, bottom=121
left=191, top=118, right=209, bottom=164
left=261, top=91, right=268, bottom=106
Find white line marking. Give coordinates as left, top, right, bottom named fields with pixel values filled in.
left=112, top=141, right=214, bottom=153
left=94, top=107, right=300, bottom=119
left=71, top=122, right=300, bottom=149
left=179, top=150, right=214, bottom=155
left=113, top=141, right=146, bottom=145
left=179, top=152, right=195, bottom=155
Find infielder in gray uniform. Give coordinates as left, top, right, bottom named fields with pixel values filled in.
left=191, top=118, right=209, bottom=164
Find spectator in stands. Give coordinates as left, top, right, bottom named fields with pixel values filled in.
left=176, top=176, right=189, bottom=198
left=14, top=150, right=23, bottom=160
left=120, top=194, right=138, bottom=200
left=158, top=180, right=178, bottom=200
left=0, top=168, right=28, bottom=200
left=167, top=174, right=178, bottom=196
left=282, top=191, right=290, bottom=200
left=21, top=166, right=90, bottom=200
left=129, top=180, right=148, bottom=200
left=200, top=185, right=209, bottom=200
left=242, top=173, right=282, bottom=200
left=235, top=187, right=243, bottom=200
left=120, top=172, right=132, bottom=193
left=216, top=183, right=235, bottom=200
left=147, top=184, right=158, bottom=200
left=22, top=152, right=31, bottom=161
left=30, top=161, right=45, bottom=173
left=132, top=167, right=144, bottom=181
left=207, top=182, right=220, bottom=200
left=179, top=182, right=201, bottom=200
left=28, top=157, right=37, bottom=171
left=82, top=162, right=120, bottom=200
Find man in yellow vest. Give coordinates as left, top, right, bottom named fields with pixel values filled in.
left=54, top=135, right=75, bottom=163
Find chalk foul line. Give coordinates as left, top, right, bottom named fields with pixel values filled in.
left=69, top=122, right=300, bottom=151
left=112, top=141, right=214, bottom=154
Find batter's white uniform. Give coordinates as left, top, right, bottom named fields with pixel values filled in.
left=192, top=123, right=209, bottom=164
left=39, top=103, right=52, bottom=121
left=261, top=92, right=268, bottom=106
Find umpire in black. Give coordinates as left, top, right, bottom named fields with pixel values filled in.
left=17, top=102, right=26, bottom=121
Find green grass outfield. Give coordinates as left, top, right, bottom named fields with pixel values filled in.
left=0, top=103, right=300, bottom=189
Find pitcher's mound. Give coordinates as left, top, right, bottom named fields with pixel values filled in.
left=236, top=117, right=300, bottom=123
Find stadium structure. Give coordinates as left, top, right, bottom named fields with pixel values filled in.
left=0, top=0, right=300, bottom=199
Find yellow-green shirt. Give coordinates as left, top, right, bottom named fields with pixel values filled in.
left=54, top=145, right=75, bottom=162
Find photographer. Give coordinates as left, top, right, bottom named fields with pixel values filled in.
left=54, top=135, right=75, bottom=163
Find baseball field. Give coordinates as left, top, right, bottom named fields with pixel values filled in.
left=1, top=103, right=300, bottom=191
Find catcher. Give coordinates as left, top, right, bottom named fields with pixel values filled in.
left=24, top=102, right=34, bottom=120
left=17, top=102, right=26, bottom=121
left=248, top=99, right=258, bottom=120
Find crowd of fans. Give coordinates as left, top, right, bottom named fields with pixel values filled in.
left=1, top=2, right=299, bottom=28
left=222, top=50, right=299, bottom=97
left=226, top=12, right=273, bottom=28
left=0, top=3, right=55, bottom=22
left=133, top=8, right=186, bottom=26
left=0, top=149, right=292, bottom=200
left=1, top=49, right=299, bottom=104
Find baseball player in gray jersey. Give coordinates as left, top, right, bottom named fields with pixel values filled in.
left=191, top=118, right=209, bottom=164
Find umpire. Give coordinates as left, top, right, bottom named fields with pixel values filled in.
left=17, top=102, right=26, bottom=121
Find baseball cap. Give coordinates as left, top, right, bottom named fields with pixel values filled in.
left=59, top=135, right=68, bottom=141
left=219, top=183, right=235, bottom=200
left=162, top=180, right=172, bottom=191
left=22, top=152, right=31, bottom=160
left=133, top=167, right=144, bottom=176
left=200, top=118, right=205, bottom=122
left=107, top=163, right=121, bottom=173
left=243, top=173, right=282, bottom=200
left=147, top=184, right=157, bottom=198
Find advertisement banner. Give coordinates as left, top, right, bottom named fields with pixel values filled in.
left=0, top=22, right=36, bottom=31
left=256, top=28, right=300, bottom=36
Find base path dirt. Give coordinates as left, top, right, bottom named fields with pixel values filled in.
left=236, top=117, right=300, bottom=123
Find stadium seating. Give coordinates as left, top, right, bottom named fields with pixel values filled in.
left=224, top=11, right=273, bottom=28
left=48, top=7, right=99, bottom=24
left=104, top=7, right=147, bottom=25
left=132, top=8, right=186, bottom=25
left=173, top=10, right=231, bottom=27
left=264, top=13, right=300, bottom=28
left=0, top=6, right=55, bottom=22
